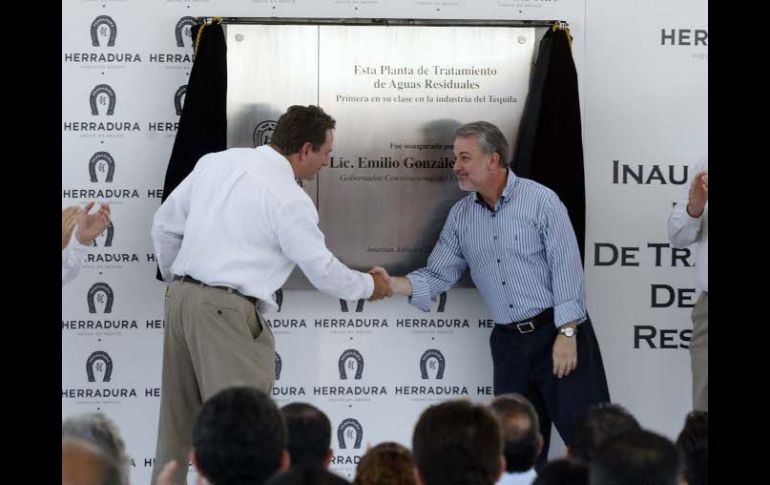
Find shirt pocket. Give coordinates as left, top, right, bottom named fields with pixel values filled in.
left=508, top=226, right=542, bottom=257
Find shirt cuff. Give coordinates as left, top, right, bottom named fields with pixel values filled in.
left=553, top=300, right=586, bottom=327
left=406, top=272, right=433, bottom=312
left=68, top=232, right=92, bottom=253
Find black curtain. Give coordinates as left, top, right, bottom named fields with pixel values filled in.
left=512, top=27, right=586, bottom=264
left=156, top=23, right=227, bottom=280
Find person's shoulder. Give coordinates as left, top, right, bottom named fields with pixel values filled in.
left=329, top=471, right=352, bottom=485
left=193, top=148, right=249, bottom=172
left=517, top=176, right=556, bottom=197
left=447, top=192, right=479, bottom=219
left=515, top=177, right=560, bottom=209
left=453, top=191, right=479, bottom=209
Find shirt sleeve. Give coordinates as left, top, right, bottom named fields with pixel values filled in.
left=541, top=193, right=587, bottom=326
left=406, top=204, right=467, bottom=311
left=273, top=196, right=374, bottom=301
left=61, top=232, right=91, bottom=285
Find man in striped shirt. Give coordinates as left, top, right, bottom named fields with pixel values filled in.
left=382, top=121, right=610, bottom=467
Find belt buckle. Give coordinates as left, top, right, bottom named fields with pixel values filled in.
left=516, top=321, right=535, bottom=334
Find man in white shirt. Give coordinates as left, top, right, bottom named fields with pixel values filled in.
left=667, top=156, right=708, bottom=411
left=61, top=202, right=111, bottom=286
left=150, top=105, right=391, bottom=484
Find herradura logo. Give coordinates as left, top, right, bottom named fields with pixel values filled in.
left=175, top=17, right=196, bottom=48
left=420, top=349, right=445, bottom=379
left=337, top=418, right=363, bottom=449
left=89, top=152, right=115, bottom=183
left=86, top=351, right=113, bottom=382
left=90, top=85, right=116, bottom=116
left=90, top=15, right=117, bottom=47
left=87, top=282, right=115, bottom=313
left=174, top=85, right=187, bottom=116
left=338, top=349, right=364, bottom=380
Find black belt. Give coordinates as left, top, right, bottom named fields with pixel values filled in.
left=174, top=275, right=257, bottom=306
left=497, top=308, right=554, bottom=335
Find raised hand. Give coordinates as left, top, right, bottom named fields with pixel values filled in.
left=75, top=202, right=111, bottom=245
left=687, top=170, right=708, bottom=217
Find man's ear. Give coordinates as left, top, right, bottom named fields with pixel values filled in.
left=279, top=449, right=291, bottom=471
left=415, top=467, right=426, bottom=485
left=537, top=434, right=544, bottom=456
left=488, top=151, right=502, bottom=169
left=299, top=141, right=313, bottom=161
left=496, top=455, right=506, bottom=482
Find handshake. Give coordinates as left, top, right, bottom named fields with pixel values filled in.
left=367, top=266, right=394, bottom=302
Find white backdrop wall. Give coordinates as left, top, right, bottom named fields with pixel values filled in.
left=62, top=1, right=707, bottom=483
left=582, top=0, right=708, bottom=438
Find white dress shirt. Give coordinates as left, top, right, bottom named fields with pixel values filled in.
left=667, top=157, right=708, bottom=293
left=151, top=145, right=374, bottom=312
left=62, top=233, right=90, bottom=285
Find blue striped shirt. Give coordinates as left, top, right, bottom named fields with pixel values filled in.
left=406, top=170, right=586, bottom=326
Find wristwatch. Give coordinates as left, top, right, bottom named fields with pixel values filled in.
left=558, top=326, right=577, bottom=337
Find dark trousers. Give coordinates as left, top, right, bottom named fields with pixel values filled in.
left=490, top=309, right=610, bottom=469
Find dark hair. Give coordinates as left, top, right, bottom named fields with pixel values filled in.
left=353, top=442, right=417, bottom=485
left=271, top=105, right=336, bottom=156
left=676, top=411, right=708, bottom=485
left=489, top=394, right=541, bottom=472
left=281, top=402, right=332, bottom=467
left=265, top=463, right=351, bottom=485
left=571, top=403, right=641, bottom=463
left=590, top=429, right=681, bottom=485
left=412, top=399, right=502, bottom=485
left=533, top=459, right=589, bottom=485
left=193, top=387, right=287, bottom=485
